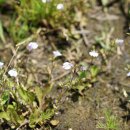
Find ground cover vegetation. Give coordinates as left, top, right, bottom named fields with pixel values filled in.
left=0, top=0, right=130, bottom=130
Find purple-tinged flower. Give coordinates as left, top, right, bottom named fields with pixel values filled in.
left=27, top=42, right=38, bottom=51
left=115, top=39, right=124, bottom=46
left=80, top=66, right=87, bottom=71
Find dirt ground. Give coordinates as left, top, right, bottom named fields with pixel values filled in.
left=24, top=2, right=130, bottom=130
left=52, top=2, right=130, bottom=130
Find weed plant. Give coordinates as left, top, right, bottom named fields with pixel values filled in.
left=0, top=42, right=101, bottom=129
left=59, top=56, right=100, bottom=95
left=97, top=109, right=120, bottom=130
left=0, top=41, right=55, bottom=129
left=0, top=0, right=87, bottom=43
left=0, top=0, right=125, bottom=129
left=0, top=71, right=54, bottom=129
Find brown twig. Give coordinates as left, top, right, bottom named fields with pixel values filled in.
left=79, top=25, right=90, bottom=47
left=50, top=71, right=70, bottom=83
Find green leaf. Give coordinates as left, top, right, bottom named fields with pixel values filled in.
left=0, top=106, right=24, bottom=126
left=29, top=109, right=41, bottom=128
left=29, top=108, right=54, bottom=128
left=90, top=66, right=100, bottom=77
left=1, top=91, right=10, bottom=105
left=41, top=109, right=54, bottom=120
left=35, top=87, right=45, bottom=108
left=77, top=85, right=85, bottom=94
left=95, top=36, right=110, bottom=50
left=7, top=107, right=24, bottom=125
left=35, top=84, right=53, bottom=106
left=0, top=0, right=5, bottom=4
left=79, top=71, right=87, bottom=79
left=17, top=85, right=35, bottom=105
left=0, top=112, right=10, bottom=121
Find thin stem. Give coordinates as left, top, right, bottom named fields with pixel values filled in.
left=4, top=46, right=20, bottom=75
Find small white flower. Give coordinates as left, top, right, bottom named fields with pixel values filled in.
left=42, top=0, right=47, bottom=3
left=8, top=69, right=18, bottom=77
left=0, top=62, right=4, bottom=69
left=53, top=50, right=62, bottom=58
left=115, top=39, right=124, bottom=45
left=89, top=50, right=99, bottom=57
left=27, top=42, right=38, bottom=51
left=41, top=0, right=50, bottom=3
left=62, top=62, right=73, bottom=70
left=127, top=72, right=130, bottom=77
left=57, top=3, right=64, bottom=10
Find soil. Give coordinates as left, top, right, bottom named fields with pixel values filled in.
left=52, top=2, right=130, bottom=130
